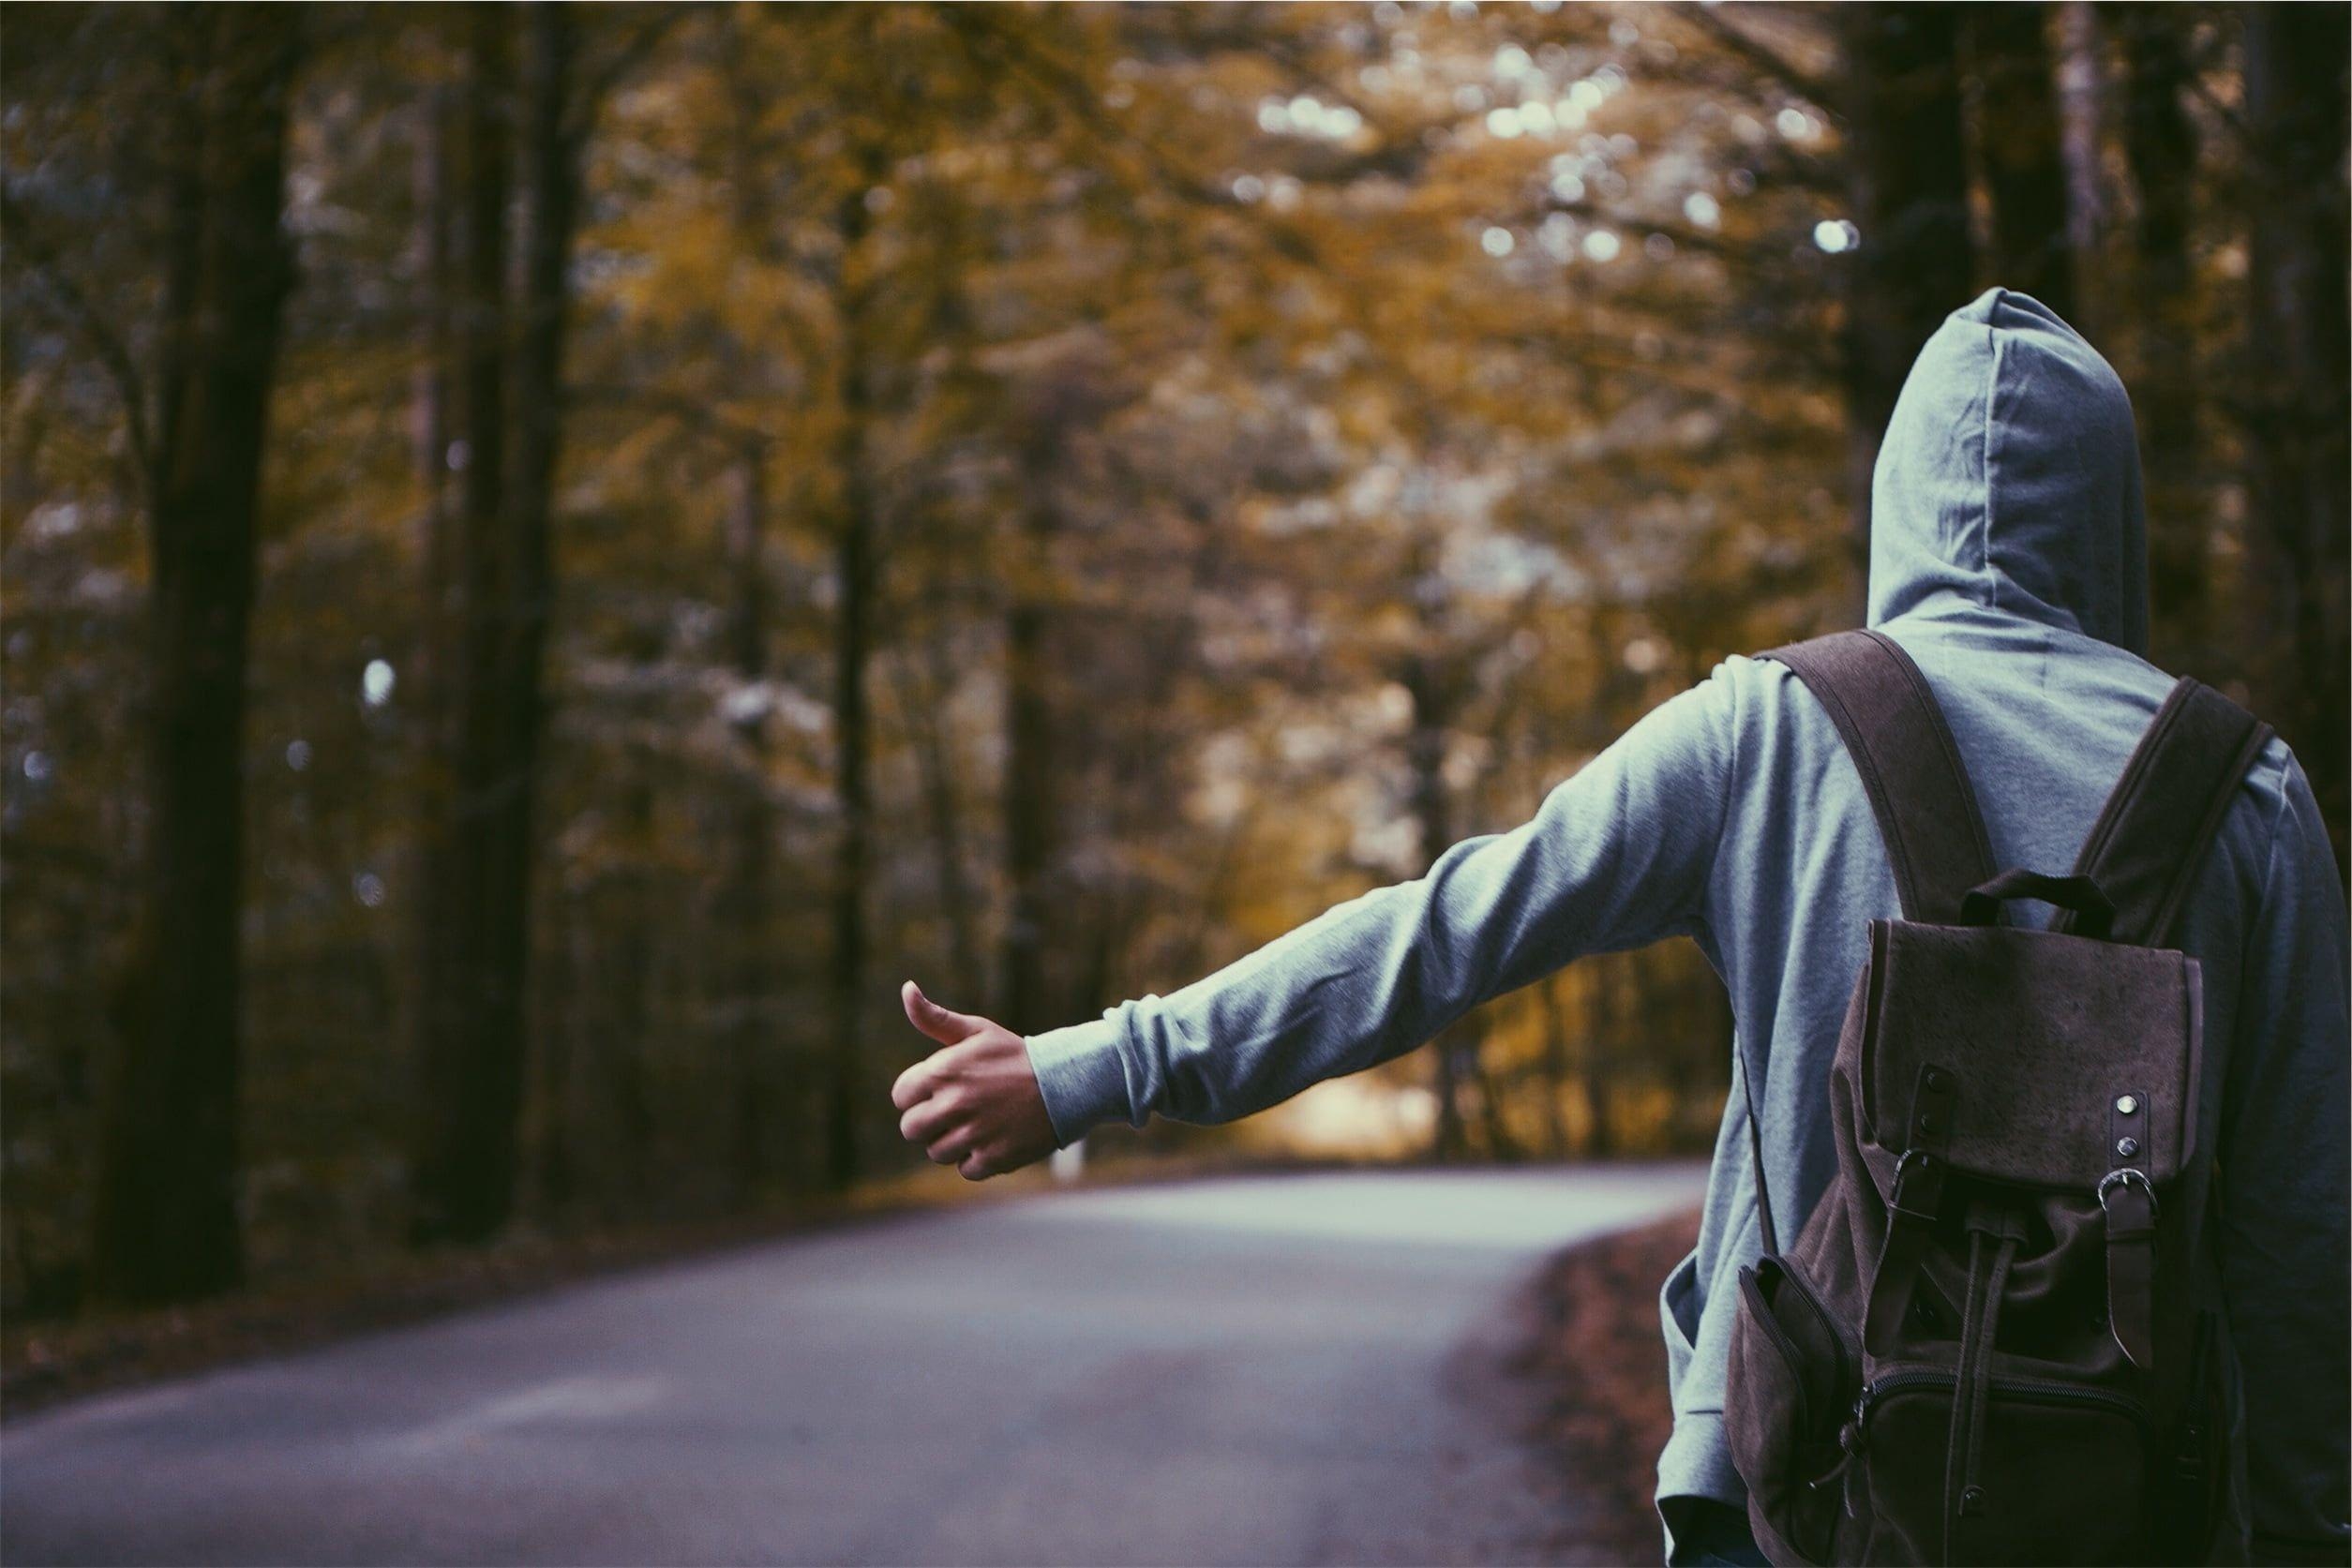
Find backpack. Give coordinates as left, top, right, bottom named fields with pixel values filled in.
left=1724, top=629, right=2271, bottom=1566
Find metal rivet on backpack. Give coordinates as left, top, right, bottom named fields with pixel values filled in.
left=1918, top=1113, right=1939, bottom=1134
left=1925, top=1068, right=1949, bottom=1092
left=2116, top=1136, right=2140, bottom=1157
left=2116, top=1095, right=2139, bottom=1115
left=1960, top=1485, right=1986, bottom=1515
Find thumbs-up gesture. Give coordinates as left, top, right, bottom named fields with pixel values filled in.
left=891, top=981, right=1059, bottom=1180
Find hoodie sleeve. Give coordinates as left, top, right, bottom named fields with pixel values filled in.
left=1025, top=663, right=1742, bottom=1142
left=2216, top=753, right=2350, bottom=1563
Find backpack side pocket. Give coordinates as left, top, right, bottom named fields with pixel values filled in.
left=1729, top=1256, right=1853, bottom=1564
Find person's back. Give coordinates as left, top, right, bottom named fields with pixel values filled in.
left=891, top=290, right=2349, bottom=1563
left=1670, top=291, right=2348, bottom=1562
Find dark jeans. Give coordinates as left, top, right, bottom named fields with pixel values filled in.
left=1666, top=1499, right=1771, bottom=1568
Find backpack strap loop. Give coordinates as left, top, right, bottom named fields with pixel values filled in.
left=2100, top=1166, right=2159, bottom=1369
left=2060, top=679, right=2271, bottom=946
left=1761, top=630, right=1998, bottom=925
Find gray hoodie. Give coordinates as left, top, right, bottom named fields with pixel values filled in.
left=1025, top=289, right=2349, bottom=1561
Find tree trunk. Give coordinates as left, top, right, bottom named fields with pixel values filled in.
left=498, top=0, right=575, bottom=1206
left=715, top=31, right=779, bottom=1199
left=1837, top=3, right=1975, bottom=591
left=999, top=477, right=1055, bottom=1036
left=594, top=745, right=657, bottom=1217
left=2241, top=3, right=2351, bottom=874
left=723, top=450, right=774, bottom=1196
left=1582, top=960, right=1617, bottom=1159
left=411, top=3, right=514, bottom=1247
left=825, top=162, right=882, bottom=1192
left=1536, top=976, right=1573, bottom=1159
left=2053, top=3, right=2106, bottom=331
left=404, top=59, right=459, bottom=1229
left=532, top=917, right=575, bottom=1218
left=90, top=4, right=301, bottom=1306
left=411, top=78, right=454, bottom=590
left=893, top=622, right=984, bottom=1003
left=1403, top=630, right=1474, bottom=1162
left=2117, top=5, right=2206, bottom=659
left=1967, top=3, right=2075, bottom=320
left=411, top=2, right=579, bottom=1244
left=1470, top=1045, right=1520, bottom=1161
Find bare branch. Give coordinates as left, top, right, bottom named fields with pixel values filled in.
left=1668, top=3, right=1837, bottom=113
left=565, top=4, right=697, bottom=149
left=2, top=182, right=156, bottom=487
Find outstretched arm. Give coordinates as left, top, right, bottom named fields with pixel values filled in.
left=894, top=663, right=1744, bottom=1175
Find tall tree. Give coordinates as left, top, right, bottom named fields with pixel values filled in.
left=410, top=2, right=585, bottom=1243
left=1401, top=537, right=1476, bottom=1161
left=1967, top=3, right=2075, bottom=320
left=2053, top=3, right=2107, bottom=329
left=824, top=130, right=886, bottom=1192
left=998, top=426, right=1058, bottom=1038
left=716, top=22, right=782, bottom=1194
left=409, top=4, right=516, bottom=1246
left=1836, top=4, right=1975, bottom=577
left=995, top=336, right=1123, bottom=1038
left=496, top=0, right=579, bottom=1194
left=721, top=446, right=775, bottom=1193
left=88, top=5, right=303, bottom=1305
left=2240, top=2, right=2350, bottom=873
left=2117, top=6, right=2206, bottom=657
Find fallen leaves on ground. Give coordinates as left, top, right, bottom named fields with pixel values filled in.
left=1507, top=1206, right=1703, bottom=1565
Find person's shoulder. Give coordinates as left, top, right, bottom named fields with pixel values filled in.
left=2238, top=728, right=2325, bottom=867
left=1671, top=647, right=1833, bottom=770
left=1668, top=650, right=1805, bottom=729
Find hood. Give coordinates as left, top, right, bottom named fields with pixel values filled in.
left=1865, top=288, right=2150, bottom=655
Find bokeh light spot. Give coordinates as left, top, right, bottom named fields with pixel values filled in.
left=363, top=659, right=397, bottom=707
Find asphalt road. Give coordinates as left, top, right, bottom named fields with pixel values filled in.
left=2, top=1166, right=1705, bottom=1566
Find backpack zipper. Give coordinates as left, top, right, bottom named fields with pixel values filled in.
left=1851, top=1368, right=2150, bottom=1431
left=1807, top=1369, right=2150, bottom=1516
left=1739, top=1270, right=1820, bottom=1435
left=1778, top=1262, right=1857, bottom=1401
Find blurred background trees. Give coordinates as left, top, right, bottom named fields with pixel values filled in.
left=4, top=1, right=2344, bottom=1314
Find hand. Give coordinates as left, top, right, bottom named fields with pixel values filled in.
left=891, top=981, right=1059, bottom=1181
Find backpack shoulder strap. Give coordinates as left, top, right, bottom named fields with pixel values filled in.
left=1760, top=628, right=1998, bottom=925
left=1738, top=629, right=1995, bottom=1258
left=2060, top=679, right=2272, bottom=946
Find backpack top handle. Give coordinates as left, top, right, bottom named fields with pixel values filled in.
left=1960, top=868, right=2117, bottom=938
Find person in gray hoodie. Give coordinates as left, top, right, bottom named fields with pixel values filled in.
left=891, top=288, right=2350, bottom=1565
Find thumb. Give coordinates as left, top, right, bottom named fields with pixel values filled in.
left=902, top=979, right=987, bottom=1047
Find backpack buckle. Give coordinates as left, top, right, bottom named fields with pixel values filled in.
left=2097, top=1166, right=2158, bottom=1223
left=1890, top=1147, right=1945, bottom=1221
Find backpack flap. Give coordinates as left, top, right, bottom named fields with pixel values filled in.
left=1857, top=920, right=2203, bottom=1191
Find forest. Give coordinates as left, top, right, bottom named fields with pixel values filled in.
left=3, top=2, right=2345, bottom=1319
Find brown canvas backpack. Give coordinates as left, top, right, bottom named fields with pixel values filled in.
left=1724, top=629, right=2271, bottom=1566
